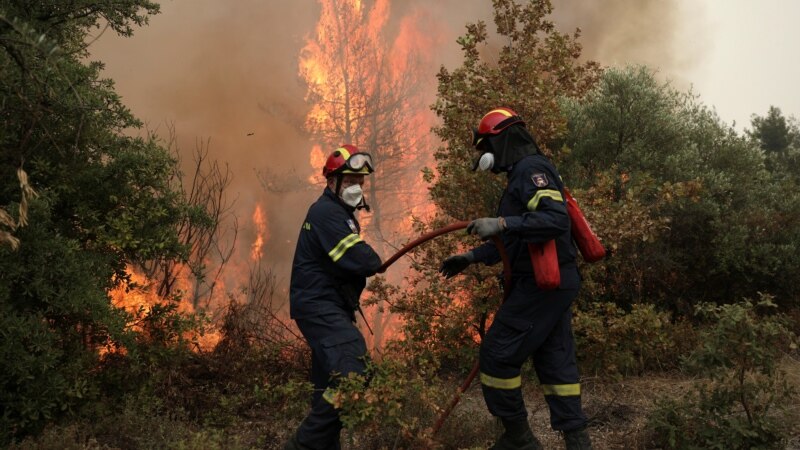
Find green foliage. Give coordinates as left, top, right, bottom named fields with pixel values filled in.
left=648, top=296, right=797, bottom=449
left=573, top=302, right=691, bottom=378
left=430, top=0, right=601, bottom=220
left=749, top=107, right=800, bottom=199
left=748, top=106, right=799, bottom=155
left=330, top=354, right=443, bottom=449
left=0, top=0, right=207, bottom=443
left=8, top=391, right=240, bottom=450
left=560, top=66, right=800, bottom=310
left=0, top=201, right=128, bottom=441
left=253, top=378, right=313, bottom=420
left=557, top=65, right=693, bottom=180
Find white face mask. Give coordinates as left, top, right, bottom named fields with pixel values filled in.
left=340, top=184, right=363, bottom=208
left=477, top=152, right=494, bottom=171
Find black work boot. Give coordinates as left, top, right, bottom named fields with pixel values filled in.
left=563, top=425, right=593, bottom=450
left=489, top=418, right=543, bottom=450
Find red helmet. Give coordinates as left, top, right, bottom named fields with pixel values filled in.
left=322, top=144, right=375, bottom=177
left=472, top=107, right=525, bottom=148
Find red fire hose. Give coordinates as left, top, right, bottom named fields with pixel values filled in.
left=376, top=221, right=512, bottom=436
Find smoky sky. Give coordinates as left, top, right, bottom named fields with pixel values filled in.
left=89, top=0, right=702, bottom=287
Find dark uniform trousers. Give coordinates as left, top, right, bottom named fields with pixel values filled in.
left=294, top=312, right=367, bottom=450
left=479, top=276, right=587, bottom=431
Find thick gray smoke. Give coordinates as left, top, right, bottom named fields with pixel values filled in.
left=89, top=0, right=703, bottom=290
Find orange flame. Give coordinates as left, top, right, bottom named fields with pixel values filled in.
left=300, top=0, right=442, bottom=349
left=309, top=144, right=326, bottom=184
left=108, top=265, right=221, bottom=353
left=250, top=203, right=269, bottom=261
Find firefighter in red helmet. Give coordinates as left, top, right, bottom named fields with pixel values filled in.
left=440, top=108, right=593, bottom=450
left=284, top=145, right=382, bottom=450
left=321, top=144, right=375, bottom=210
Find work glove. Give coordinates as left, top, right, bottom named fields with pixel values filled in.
left=439, top=251, right=475, bottom=279
left=467, top=217, right=506, bottom=240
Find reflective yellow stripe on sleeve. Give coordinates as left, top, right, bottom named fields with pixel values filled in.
left=541, top=383, right=581, bottom=396
left=527, top=189, right=564, bottom=211
left=480, top=372, right=522, bottom=389
left=328, top=233, right=362, bottom=262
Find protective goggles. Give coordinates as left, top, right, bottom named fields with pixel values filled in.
left=341, top=152, right=374, bottom=174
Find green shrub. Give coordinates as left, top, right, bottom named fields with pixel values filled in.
left=648, top=296, right=797, bottom=449
left=327, top=353, right=445, bottom=449
left=574, top=302, right=687, bottom=378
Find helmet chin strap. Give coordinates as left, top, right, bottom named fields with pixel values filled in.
left=334, top=174, right=343, bottom=198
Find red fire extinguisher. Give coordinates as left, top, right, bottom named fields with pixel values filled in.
left=527, top=188, right=606, bottom=289
left=528, top=241, right=560, bottom=290
left=564, top=188, right=606, bottom=263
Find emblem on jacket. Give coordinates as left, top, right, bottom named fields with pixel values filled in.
left=531, top=173, right=549, bottom=187
left=346, top=219, right=359, bottom=234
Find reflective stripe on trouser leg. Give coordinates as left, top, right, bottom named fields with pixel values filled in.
left=479, top=313, right=530, bottom=421
left=479, top=372, right=526, bottom=419
left=480, top=279, right=580, bottom=423
left=480, top=373, right=522, bottom=390
left=541, top=389, right=584, bottom=432
left=542, top=383, right=580, bottom=396
left=533, top=306, right=587, bottom=431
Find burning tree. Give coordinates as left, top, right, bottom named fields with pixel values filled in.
left=139, top=124, right=239, bottom=311
left=299, top=0, right=439, bottom=347
left=299, top=0, right=437, bottom=246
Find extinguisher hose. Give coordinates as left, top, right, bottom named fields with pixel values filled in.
left=376, top=221, right=512, bottom=437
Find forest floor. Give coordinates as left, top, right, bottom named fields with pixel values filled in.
left=11, top=357, right=800, bottom=450
left=268, top=356, right=800, bottom=450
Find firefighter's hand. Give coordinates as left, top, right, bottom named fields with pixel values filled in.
left=439, top=252, right=475, bottom=279
left=467, top=217, right=506, bottom=240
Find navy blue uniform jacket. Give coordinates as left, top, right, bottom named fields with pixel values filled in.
left=471, top=154, right=579, bottom=288
left=290, top=188, right=382, bottom=319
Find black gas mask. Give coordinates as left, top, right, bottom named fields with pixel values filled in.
left=472, top=124, right=541, bottom=173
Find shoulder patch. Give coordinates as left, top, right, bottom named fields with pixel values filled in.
left=531, top=173, right=549, bottom=188
left=346, top=219, right=359, bottom=234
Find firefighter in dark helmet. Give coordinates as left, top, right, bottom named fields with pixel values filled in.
left=284, top=145, right=382, bottom=450
left=439, top=108, right=593, bottom=450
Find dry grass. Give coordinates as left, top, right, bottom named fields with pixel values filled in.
left=429, top=373, right=697, bottom=450
left=12, top=353, right=798, bottom=449
left=351, top=356, right=800, bottom=450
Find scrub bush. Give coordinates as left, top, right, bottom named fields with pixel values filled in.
left=648, top=296, right=797, bottom=449
left=573, top=302, right=691, bottom=378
